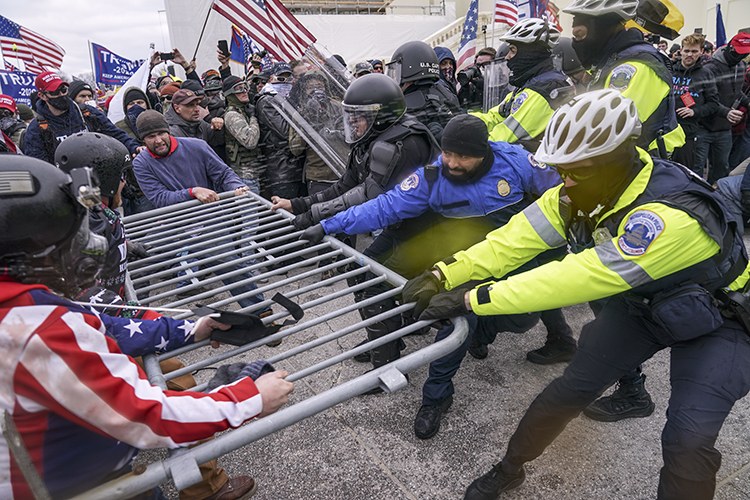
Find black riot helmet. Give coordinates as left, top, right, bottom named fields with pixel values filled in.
left=0, top=155, right=107, bottom=293
left=552, top=37, right=584, bottom=76
left=341, top=73, right=406, bottom=144
left=386, top=41, right=440, bottom=85
left=55, top=132, right=132, bottom=199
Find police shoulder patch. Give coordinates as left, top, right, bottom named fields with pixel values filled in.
left=609, top=64, right=637, bottom=91
left=510, top=91, right=529, bottom=114
left=617, top=210, right=665, bottom=257
left=528, top=153, right=547, bottom=170
left=400, top=173, right=419, bottom=191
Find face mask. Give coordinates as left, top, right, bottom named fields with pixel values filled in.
left=127, top=105, right=146, bottom=129
left=48, top=95, right=70, bottom=112
left=0, top=116, right=17, bottom=131
left=271, top=82, right=292, bottom=98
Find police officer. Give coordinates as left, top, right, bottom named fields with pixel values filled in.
left=272, top=73, right=440, bottom=371
left=564, top=0, right=686, bottom=421
left=403, top=90, right=750, bottom=500
left=564, top=0, right=684, bottom=156
left=474, top=18, right=572, bottom=150
left=300, top=115, right=575, bottom=437
left=386, top=41, right=463, bottom=141
left=473, top=18, right=578, bottom=363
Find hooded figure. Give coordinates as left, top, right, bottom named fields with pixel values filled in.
left=114, top=86, right=153, bottom=142
left=434, top=46, right=458, bottom=96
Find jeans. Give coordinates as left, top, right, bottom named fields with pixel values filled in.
left=501, top=295, right=750, bottom=500
left=716, top=175, right=745, bottom=235
left=694, top=129, right=733, bottom=183
left=422, top=312, right=541, bottom=405
left=240, top=178, right=261, bottom=195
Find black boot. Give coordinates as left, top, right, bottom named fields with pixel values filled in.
left=526, top=336, right=576, bottom=365
left=583, top=374, right=655, bottom=422
left=468, top=334, right=489, bottom=360
left=414, top=396, right=453, bottom=439
left=464, top=462, right=525, bottom=499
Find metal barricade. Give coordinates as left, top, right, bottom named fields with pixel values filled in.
left=69, top=191, right=468, bottom=500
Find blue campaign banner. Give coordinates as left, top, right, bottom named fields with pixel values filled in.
left=91, top=42, right=142, bottom=85
left=0, top=70, right=35, bottom=106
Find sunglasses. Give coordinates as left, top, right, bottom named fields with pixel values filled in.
left=46, top=85, right=69, bottom=97
left=552, top=165, right=598, bottom=183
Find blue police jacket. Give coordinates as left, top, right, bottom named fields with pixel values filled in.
left=321, top=141, right=562, bottom=236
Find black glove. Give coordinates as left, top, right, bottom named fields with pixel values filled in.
left=741, top=190, right=750, bottom=215
left=419, top=288, right=470, bottom=322
left=127, top=241, right=151, bottom=260
left=300, top=223, right=326, bottom=243
left=402, top=270, right=441, bottom=318
left=427, top=122, right=444, bottom=142
left=292, top=211, right=314, bottom=230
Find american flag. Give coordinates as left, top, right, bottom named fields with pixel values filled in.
left=495, top=0, right=518, bottom=27
left=455, top=0, right=479, bottom=72
left=0, top=15, right=65, bottom=72
left=212, top=0, right=316, bottom=62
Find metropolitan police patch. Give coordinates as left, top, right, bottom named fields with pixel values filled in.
left=510, top=91, right=528, bottom=114
left=400, top=173, right=419, bottom=191
left=609, top=64, right=637, bottom=91
left=528, top=154, right=547, bottom=170
left=617, top=210, right=665, bottom=256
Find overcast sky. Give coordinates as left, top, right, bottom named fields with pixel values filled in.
left=3, top=0, right=171, bottom=76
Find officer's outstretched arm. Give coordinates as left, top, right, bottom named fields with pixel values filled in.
left=436, top=187, right=567, bottom=290
left=466, top=203, right=720, bottom=317
left=320, top=168, right=432, bottom=235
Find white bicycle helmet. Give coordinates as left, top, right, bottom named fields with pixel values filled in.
left=535, top=89, right=642, bottom=164
left=499, top=18, right=561, bottom=49
left=563, top=0, right=638, bottom=21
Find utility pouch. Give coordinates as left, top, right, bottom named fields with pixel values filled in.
left=715, top=288, right=750, bottom=337
left=649, top=284, right=723, bottom=342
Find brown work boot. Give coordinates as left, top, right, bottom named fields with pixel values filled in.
left=202, top=476, right=257, bottom=500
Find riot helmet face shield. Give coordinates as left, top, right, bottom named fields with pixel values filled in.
left=51, top=216, right=108, bottom=294
left=342, top=103, right=380, bottom=143
left=385, top=60, right=402, bottom=86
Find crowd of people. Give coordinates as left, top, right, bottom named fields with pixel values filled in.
left=2, top=0, right=750, bottom=497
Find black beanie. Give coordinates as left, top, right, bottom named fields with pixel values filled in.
left=124, top=88, right=145, bottom=107
left=68, top=80, right=93, bottom=100
left=441, top=115, right=489, bottom=158
left=222, top=75, right=242, bottom=94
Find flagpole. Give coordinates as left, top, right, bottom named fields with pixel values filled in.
left=193, top=1, right=214, bottom=60
left=87, top=40, right=96, bottom=85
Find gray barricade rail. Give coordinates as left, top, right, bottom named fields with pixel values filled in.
left=68, top=191, right=468, bottom=500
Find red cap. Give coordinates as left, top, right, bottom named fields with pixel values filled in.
left=0, top=95, right=17, bottom=113
left=35, top=71, right=68, bottom=92
left=730, top=33, right=750, bottom=55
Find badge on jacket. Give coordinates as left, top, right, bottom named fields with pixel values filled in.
left=609, top=64, right=637, bottom=91
left=510, top=91, right=529, bottom=114
left=497, top=179, right=511, bottom=197
left=617, top=210, right=664, bottom=256
left=400, top=173, right=419, bottom=191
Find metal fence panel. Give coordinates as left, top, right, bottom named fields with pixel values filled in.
left=68, top=191, right=468, bottom=500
